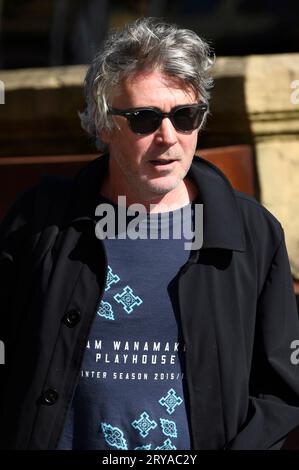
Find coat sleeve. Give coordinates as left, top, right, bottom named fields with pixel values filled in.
left=228, top=234, right=299, bottom=449
left=0, top=188, right=36, bottom=402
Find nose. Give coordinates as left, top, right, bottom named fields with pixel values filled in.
left=154, top=117, right=177, bottom=146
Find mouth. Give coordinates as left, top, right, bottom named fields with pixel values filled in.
left=149, top=159, right=177, bottom=167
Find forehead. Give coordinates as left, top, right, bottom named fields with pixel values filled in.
left=111, top=70, right=197, bottom=106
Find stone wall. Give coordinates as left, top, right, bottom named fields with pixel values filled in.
left=0, top=65, right=88, bottom=156
left=209, top=54, right=299, bottom=279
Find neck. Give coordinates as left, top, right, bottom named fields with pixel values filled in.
left=100, top=176, right=198, bottom=213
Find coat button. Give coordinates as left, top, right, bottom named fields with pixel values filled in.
left=41, top=388, right=59, bottom=406
left=63, top=309, right=81, bottom=327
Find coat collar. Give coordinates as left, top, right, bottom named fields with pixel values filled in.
left=188, top=156, right=246, bottom=252
left=67, top=153, right=246, bottom=252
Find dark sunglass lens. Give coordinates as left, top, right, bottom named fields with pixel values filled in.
left=173, top=107, right=205, bottom=131
left=129, top=110, right=161, bottom=134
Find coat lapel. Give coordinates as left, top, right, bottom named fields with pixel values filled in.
left=178, top=259, right=227, bottom=449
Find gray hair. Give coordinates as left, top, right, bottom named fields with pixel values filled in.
left=79, top=17, right=215, bottom=151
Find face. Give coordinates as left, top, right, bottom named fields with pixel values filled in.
left=101, top=70, right=200, bottom=204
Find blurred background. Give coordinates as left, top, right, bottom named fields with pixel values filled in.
left=0, top=0, right=298, bottom=68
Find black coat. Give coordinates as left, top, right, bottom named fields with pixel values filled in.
left=1, top=154, right=299, bottom=450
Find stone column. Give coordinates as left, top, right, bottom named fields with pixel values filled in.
left=206, top=54, right=299, bottom=279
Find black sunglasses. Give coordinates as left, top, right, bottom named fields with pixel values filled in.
left=108, top=103, right=208, bottom=135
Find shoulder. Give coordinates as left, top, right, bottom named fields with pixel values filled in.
left=235, top=191, right=282, bottom=234
left=0, top=185, right=38, bottom=237
left=0, top=174, right=74, bottom=240
left=234, top=190, right=284, bottom=256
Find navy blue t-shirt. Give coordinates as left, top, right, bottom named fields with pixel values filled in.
left=57, top=197, right=197, bottom=450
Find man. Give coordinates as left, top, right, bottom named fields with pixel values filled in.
left=1, top=17, right=299, bottom=451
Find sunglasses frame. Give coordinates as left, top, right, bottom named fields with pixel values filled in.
left=108, top=103, right=208, bottom=135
